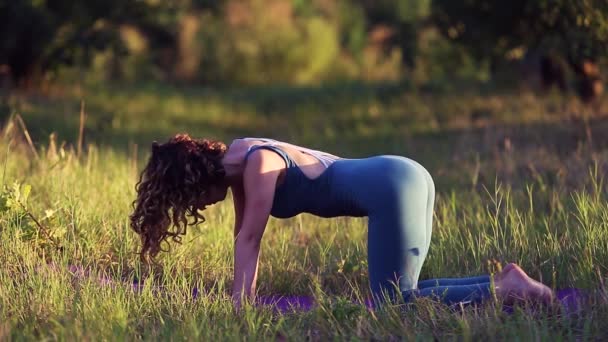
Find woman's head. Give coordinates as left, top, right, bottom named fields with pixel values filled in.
left=130, top=134, right=228, bottom=259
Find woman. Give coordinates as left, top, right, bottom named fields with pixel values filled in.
left=130, top=134, right=553, bottom=308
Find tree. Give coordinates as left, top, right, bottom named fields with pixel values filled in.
left=359, top=0, right=432, bottom=69
left=0, top=0, right=175, bottom=87
left=432, top=0, right=608, bottom=102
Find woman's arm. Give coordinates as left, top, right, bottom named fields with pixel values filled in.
left=231, top=181, right=245, bottom=239
left=231, top=149, right=283, bottom=308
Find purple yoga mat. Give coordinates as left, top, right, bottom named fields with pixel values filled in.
left=47, top=264, right=593, bottom=314
left=256, top=295, right=377, bottom=313
left=256, top=295, right=317, bottom=312
left=257, top=290, right=590, bottom=314
left=555, top=288, right=588, bottom=312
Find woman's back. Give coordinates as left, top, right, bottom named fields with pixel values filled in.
left=226, top=138, right=340, bottom=182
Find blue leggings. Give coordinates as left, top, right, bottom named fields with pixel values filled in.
left=408, top=276, right=492, bottom=305
left=364, top=158, right=492, bottom=305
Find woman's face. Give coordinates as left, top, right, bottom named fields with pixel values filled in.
left=197, top=184, right=228, bottom=209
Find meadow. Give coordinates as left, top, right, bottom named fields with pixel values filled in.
left=1, top=81, right=607, bottom=340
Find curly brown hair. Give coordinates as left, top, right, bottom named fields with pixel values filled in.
left=130, top=133, right=227, bottom=259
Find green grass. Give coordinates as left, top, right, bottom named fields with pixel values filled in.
left=0, top=81, right=607, bottom=340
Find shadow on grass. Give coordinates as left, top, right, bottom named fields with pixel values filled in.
left=3, top=81, right=608, bottom=191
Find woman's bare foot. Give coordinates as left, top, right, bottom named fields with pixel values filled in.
left=493, top=263, right=516, bottom=281
left=491, top=262, right=517, bottom=284
left=501, top=263, right=517, bottom=275
left=494, top=264, right=554, bottom=304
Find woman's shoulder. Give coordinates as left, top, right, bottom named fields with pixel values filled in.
left=225, top=137, right=282, bottom=162
left=233, top=137, right=344, bottom=158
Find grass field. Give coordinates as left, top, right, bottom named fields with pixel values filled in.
left=1, top=81, right=607, bottom=340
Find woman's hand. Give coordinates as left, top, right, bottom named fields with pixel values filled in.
left=232, top=292, right=243, bottom=313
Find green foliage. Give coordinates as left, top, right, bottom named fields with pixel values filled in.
left=432, top=0, right=608, bottom=63
left=0, top=0, right=172, bottom=84
left=196, top=1, right=342, bottom=85
left=432, top=0, right=528, bottom=62
left=4, top=0, right=608, bottom=87
left=359, top=0, right=432, bottom=68
left=0, top=182, right=31, bottom=213
left=1, top=182, right=36, bottom=240
left=0, top=182, right=63, bottom=250
left=538, top=0, right=608, bottom=62
left=336, top=1, right=367, bottom=59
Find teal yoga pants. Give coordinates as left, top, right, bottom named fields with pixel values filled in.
left=363, top=157, right=492, bottom=305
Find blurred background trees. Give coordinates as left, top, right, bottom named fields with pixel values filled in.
left=1, top=0, right=607, bottom=102
left=433, top=0, right=608, bottom=103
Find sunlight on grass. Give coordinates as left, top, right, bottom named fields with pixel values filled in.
left=1, top=83, right=607, bottom=339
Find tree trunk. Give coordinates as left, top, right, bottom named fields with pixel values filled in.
left=540, top=55, right=567, bottom=92
left=570, top=59, right=603, bottom=104
left=174, top=13, right=202, bottom=82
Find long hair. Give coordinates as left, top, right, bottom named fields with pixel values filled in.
left=130, top=134, right=227, bottom=259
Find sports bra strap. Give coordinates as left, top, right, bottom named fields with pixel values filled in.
left=244, top=145, right=293, bottom=168
left=239, top=137, right=338, bottom=167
